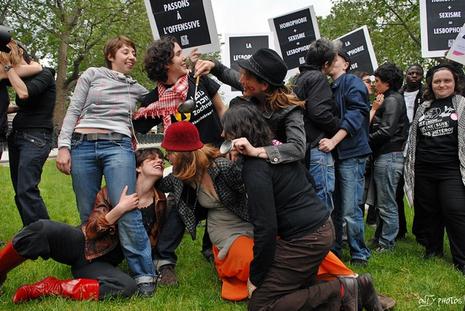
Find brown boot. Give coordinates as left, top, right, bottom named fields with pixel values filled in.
left=0, top=242, right=26, bottom=287
left=158, top=265, right=178, bottom=286
left=13, top=276, right=99, bottom=303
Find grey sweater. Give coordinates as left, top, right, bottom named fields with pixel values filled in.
left=58, top=67, right=148, bottom=149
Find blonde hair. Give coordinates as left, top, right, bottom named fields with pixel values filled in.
left=0, top=40, right=23, bottom=66
left=172, top=145, right=220, bottom=183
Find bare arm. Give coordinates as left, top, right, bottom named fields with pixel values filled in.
left=318, top=129, right=348, bottom=153
left=211, top=93, right=227, bottom=119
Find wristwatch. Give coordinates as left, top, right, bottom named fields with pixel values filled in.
left=3, top=64, right=13, bottom=73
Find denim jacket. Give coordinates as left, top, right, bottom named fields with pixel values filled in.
left=81, top=187, right=167, bottom=260
left=331, top=73, right=372, bottom=160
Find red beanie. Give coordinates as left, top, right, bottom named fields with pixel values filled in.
left=161, top=121, right=204, bottom=151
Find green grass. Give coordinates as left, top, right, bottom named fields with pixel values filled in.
left=1, top=161, right=464, bottom=310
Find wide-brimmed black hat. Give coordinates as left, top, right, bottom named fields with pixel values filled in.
left=237, top=48, right=288, bottom=87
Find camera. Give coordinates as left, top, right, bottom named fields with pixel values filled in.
left=0, top=25, right=13, bottom=53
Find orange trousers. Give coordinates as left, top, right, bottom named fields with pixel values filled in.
left=213, top=236, right=354, bottom=301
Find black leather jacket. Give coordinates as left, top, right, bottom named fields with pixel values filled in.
left=294, top=64, right=340, bottom=148
left=369, top=89, right=409, bottom=156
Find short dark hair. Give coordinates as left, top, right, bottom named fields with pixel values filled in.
left=222, top=98, right=273, bottom=147
left=374, top=62, right=404, bottom=91
left=135, top=148, right=165, bottom=168
left=406, top=63, right=424, bottom=75
left=104, top=36, right=136, bottom=69
left=144, top=36, right=178, bottom=83
left=423, top=64, right=463, bottom=100
left=305, top=38, right=336, bottom=70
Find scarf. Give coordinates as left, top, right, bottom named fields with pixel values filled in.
left=133, top=74, right=189, bottom=129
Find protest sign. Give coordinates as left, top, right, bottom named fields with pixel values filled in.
left=336, top=25, right=378, bottom=74
left=268, top=6, right=320, bottom=71
left=446, top=23, right=465, bottom=65
left=420, top=0, right=465, bottom=58
left=144, top=0, right=220, bottom=54
left=223, top=34, right=271, bottom=92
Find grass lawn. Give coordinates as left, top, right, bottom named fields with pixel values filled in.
left=0, top=161, right=464, bottom=310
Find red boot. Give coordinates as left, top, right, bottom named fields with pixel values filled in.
left=13, top=277, right=99, bottom=303
left=0, top=242, right=26, bottom=287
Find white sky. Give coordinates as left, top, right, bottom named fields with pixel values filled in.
left=210, top=0, right=333, bottom=35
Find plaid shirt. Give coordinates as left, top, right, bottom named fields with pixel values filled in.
left=158, top=157, right=249, bottom=239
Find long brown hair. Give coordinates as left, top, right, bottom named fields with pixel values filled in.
left=172, top=145, right=220, bottom=183
left=266, top=85, right=305, bottom=110
left=250, top=71, right=305, bottom=110
left=0, top=40, right=23, bottom=66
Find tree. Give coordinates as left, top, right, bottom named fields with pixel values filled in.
left=319, top=0, right=424, bottom=71
left=2, top=0, right=153, bottom=128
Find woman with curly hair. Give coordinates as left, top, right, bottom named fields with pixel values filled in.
left=132, top=36, right=226, bottom=285
left=405, top=64, right=465, bottom=274
left=195, top=48, right=306, bottom=165
left=369, top=62, right=409, bottom=252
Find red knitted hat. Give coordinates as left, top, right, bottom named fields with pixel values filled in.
left=161, top=121, right=204, bottom=151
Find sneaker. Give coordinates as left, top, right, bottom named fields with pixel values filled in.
left=350, top=258, right=368, bottom=267
left=357, top=274, right=383, bottom=311
left=137, top=281, right=156, bottom=297
left=158, top=265, right=178, bottom=286
left=375, top=245, right=392, bottom=253
left=338, top=277, right=359, bottom=311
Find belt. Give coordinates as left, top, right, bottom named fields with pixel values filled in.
left=72, top=132, right=125, bottom=141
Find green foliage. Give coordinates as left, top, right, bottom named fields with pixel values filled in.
left=1, top=161, right=465, bottom=310
left=319, top=0, right=425, bottom=71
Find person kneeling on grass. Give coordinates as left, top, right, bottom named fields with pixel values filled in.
left=0, top=148, right=167, bottom=303
left=222, top=103, right=384, bottom=311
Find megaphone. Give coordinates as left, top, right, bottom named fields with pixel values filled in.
left=0, top=25, right=13, bottom=53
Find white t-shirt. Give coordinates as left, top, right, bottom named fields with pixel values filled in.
left=403, top=90, right=419, bottom=123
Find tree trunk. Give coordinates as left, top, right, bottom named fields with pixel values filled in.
left=53, top=34, right=69, bottom=130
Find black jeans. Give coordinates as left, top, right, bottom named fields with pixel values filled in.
left=8, top=128, right=52, bottom=226
left=414, top=166, right=465, bottom=268
left=12, top=220, right=137, bottom=299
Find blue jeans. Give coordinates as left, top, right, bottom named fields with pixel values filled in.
left=71, top=136, right=155, bottom=282
left=309, top=147, right=335, bottom=212
left=373, top=152, right=404, bottom=248
left=332, top=156, right=370, bottom=261
left=8, top=129, right=52, bottom=225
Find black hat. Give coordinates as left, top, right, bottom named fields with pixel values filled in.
left=337, top=49, right=351, bottom=67
left=425, top=62, right=463, bottom=81
left=0, top=25, right=12, bottom=53
left=237, top=48, right=288, bottom=87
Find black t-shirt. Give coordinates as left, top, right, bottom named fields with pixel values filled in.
left=416, top=96, right=459, bottom=165
left=0, top=80, right=8, bottom=140
left=12, top=67, right=56, bottom=130
left=133, top=73, right=223, bottom=147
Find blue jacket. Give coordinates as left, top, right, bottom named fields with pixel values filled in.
left=331, top=73, right=372, bottom=160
